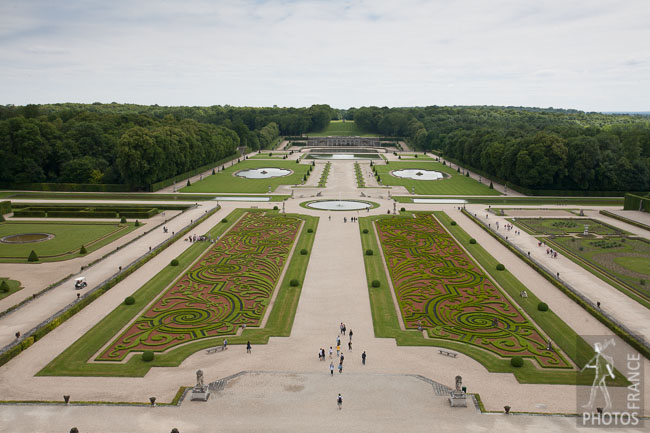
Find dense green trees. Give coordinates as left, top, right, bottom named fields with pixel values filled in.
left=0, top=103, right=332, bottom=189
left=351, top=106, right=650, bottom=192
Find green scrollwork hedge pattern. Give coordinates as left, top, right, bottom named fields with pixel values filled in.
left=98, top=212, right=301, bottom=361
left=375, top=214, right=569, bottom=368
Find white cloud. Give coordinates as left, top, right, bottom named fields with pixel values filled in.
left=0, top=0, right=648, bottom=111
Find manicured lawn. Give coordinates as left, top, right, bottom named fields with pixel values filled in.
left=392, top=196, right=624, bottom=205
left=310, top=120, right=379, bottom=137
left=181, top=160, right=310, bottom=193
left=358, top=211, right=623, bottom=385
left=511, top=218, right=625, bottom=236
left=38, top=209, right=319, bottom=376
left=0, top=221, right=139, bottom=263
left=0, top=277, right=23, bottom=300
left=374, top=161, right=500, bottom=195
left=550, top=235, right=650, bottom=305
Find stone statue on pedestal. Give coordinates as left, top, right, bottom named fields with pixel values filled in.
left=449, top=375, right=467, bottom=407
left=191, top=369, right=210, bottom=401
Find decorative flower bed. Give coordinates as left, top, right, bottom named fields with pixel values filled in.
left=98, top=212, right=301, bottom=361
left=374, top=214, right=570, bottom=368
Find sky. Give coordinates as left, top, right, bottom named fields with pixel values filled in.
left=0, top=0, right=648, bottom=111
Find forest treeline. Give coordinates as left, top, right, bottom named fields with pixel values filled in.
left=353, top=106, right=650, bottom=192
left=0, top=103, right=334, bottom=188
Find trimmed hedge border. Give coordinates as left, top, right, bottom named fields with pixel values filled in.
left=461, top=208, right=650, bottom=361
left=0, top=204, right=220, bottom=368
left=599, top=209, right=650, bottom=232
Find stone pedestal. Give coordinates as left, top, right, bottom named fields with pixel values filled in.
left=448, top=391, right=467, bottom=407
left=191, top=386, right=210, bottom=402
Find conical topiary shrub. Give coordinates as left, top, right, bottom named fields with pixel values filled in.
left=28, top=250, right=39, bottom=262
left=120, top=216, right=126, bottom=223
left=489, top=181, right=494, bottom=189
left=80, top=245, right=87, bottom=255
left=187, top=179, right=191, bottom=187
left=0, top=280, right=9, bottom=293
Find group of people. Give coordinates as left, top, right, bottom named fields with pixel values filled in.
left=343, top=217, right=360, bottom=223
left=321, top=322, right=366, bottom=377
left=186, top=233, right=213, bottom=242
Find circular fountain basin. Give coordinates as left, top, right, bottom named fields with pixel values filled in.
left=391, top=169, right=445, bottom=180
left=306, top=200, right=374, bottom=211
left=0, top=233, right=54, bottom=244
left=235, top=168, right=292, bottom=179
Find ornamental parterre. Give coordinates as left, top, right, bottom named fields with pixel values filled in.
left=375, top=214, right=570, bottom=368
left=98, top=212, right=301, bottom=361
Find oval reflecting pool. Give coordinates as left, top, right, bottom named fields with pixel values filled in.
left=305, top=154, right=382, bottom=160
left=306, top=200, right=373, bottom=211
left=391, top=169, right=444, bottom=180
left=235, top=168, right=292, bottom=179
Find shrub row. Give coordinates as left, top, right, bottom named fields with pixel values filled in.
left=0, top=182, right=130, bottom=192
left=0, top=200, right=10, bottom=215
left=149, top=152, right=240, bottom=192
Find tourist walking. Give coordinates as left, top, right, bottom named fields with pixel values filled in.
left=349, top=329, right=353, bottom=341
left=362, top=351, right=366, bottom=365
left=340, top=323, right=344, bottom=334
left=246, top=341, right=251, bottom=354
left=223, top=338, right=228, bottom=350
left=329, top=346, right=333, bottom=358
left=337, top=393, right=343, bottom=410
left=338, top=362, right=343, bottom=374
left=336, top=344, right=340, bottom=357
left=340, top=353, right=345, bottom=365
left=342, top=323, right=346, bottom=335
left=330, top=362, right=334, bottom=376
left=348, top=341, right=352, bottom=351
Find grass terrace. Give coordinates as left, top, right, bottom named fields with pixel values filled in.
left=0, top=221, right=139, bottom=263
left=374, top=161, right=499, bottom=195
left=181, top=160, right=310, bottom=193
left=310, top=120, right=380, bottom=137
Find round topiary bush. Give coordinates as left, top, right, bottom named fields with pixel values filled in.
left=537, top=302, right=549, bottom=312
left=142, top=351, right=154, bottom=362
left=300, top=249, right=308, bottom=255
left=365, top=249, right=374, bottom=256
left=496, top=263, right=505, bottom=271
left=124, top=296, right=135, bottom=305
left=290, top=279, right=300, bottom=287
left=450, top=221, right=457, bottom=226
left=307, top=228, right=313, bottom=233
left=222, top=218, right=228, bottom=223
left=120, top=216, right=127, bottom=224
left=510, top=356, right=524, bottom=368
left=362, top=228, right=369, bottom=234
left=135, top=220, right=141, bottom=227
left=273, top=206, right=278, bottom=210
left=401, top=207, right=406, bottom=212
left=469, top=238, right=476, bottom=244
left=371, top=280, right=381, bottom=288
left=170, top=259, right=179, bottom=266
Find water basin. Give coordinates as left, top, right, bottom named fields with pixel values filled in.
left=413, top=199, right=468, bottom=204
left=392, top=169, right=445, bottom=180
left=305, top=154, right=382, bottom=160
left=306, top=200, right=373, bottom=211
left=235, top=168, right=292, bottom=179
left=213, top=196, right=271, bottom=202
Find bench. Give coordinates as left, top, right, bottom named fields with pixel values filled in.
left=206, top=346, right=227, bottom=354
left=438, top=349, right=457, bottom=358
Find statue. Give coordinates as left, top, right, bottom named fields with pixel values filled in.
left=449, top=375, right=467, bottom=407
left=191, top=369, right=210, bottom=401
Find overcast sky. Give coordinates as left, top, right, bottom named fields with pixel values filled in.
left=0, top=0, right=648, bottom=111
